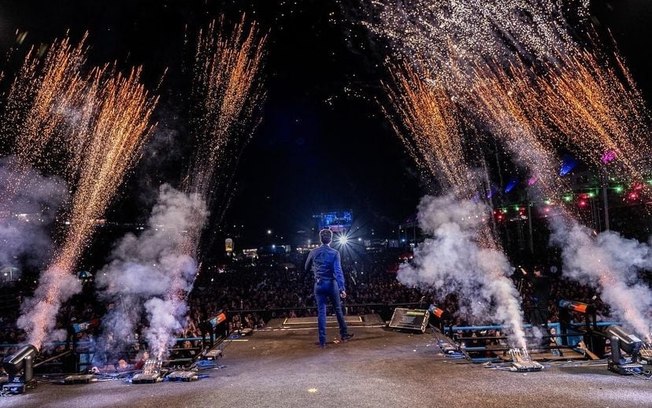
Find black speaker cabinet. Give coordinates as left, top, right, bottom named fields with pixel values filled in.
left=388, top=308, right=430, bottom=333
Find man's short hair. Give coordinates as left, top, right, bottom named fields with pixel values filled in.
left=319, top=229, right=332, bottom=244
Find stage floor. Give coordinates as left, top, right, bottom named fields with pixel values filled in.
left=2, top=317, right=652, bottom=408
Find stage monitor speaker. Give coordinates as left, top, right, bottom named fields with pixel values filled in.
left=388, top=308, right=429, bottom=333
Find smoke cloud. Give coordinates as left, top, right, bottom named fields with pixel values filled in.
left=0, top=158, right=75, bottom=350
left=96, top=184, right=207, bottom=359
left=550, top=216, right=652, bottom=341
left=398, top=194, right=527, bottom=348
left=0, top=158, right=68, bottom=268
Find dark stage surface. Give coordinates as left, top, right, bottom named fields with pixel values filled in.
left=2, top=317, right=652, bottom=408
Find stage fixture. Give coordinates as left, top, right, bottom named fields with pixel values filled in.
left=2, top=344, right=38, bottom=394
left=604, top=325, right=644, bottom=375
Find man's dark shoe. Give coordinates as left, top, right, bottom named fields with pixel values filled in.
left=341, top=333, right=354, bottom=342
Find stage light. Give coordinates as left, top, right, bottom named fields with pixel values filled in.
left=504, top=177, right=518, bottom=193
left=559, top=155, right=577, bottom=176
left=427, top=304, right=444, bottom=319
left=2, top=344, right=38, bottom=394
left=339, top=235, right=348, bottom=245
left=604, top=325, right=644, bottom=375
left=558, top=299, right=592, bottom=314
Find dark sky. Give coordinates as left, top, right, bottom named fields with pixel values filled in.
left=0, top=0, right=651, bottom=249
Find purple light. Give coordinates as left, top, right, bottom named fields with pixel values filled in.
left=486, top=186, right=497, bottom=199
left=527, top=176, right=538, bottom=186
left=601, top=150, right=616, bottom=164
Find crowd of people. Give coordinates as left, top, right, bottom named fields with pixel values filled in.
left=0, top=246, right=641, bottom=368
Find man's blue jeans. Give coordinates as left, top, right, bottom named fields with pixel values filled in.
left=314, top=279, right=348, bottom=346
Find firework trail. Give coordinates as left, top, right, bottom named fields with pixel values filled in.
left=504, top=59, right=652, bottom=339
left=188, top=15, right=266, bottom=202
left=1, top=35, right=88, bottom=198
left=370, top=0, right=652, bottom=181
left=384, top=63, right=472, bottom=195
left=166, top=15, right=265, bottom=351
left=534, top=48, right=652, bottom=181
left=470, top=60, right=566, bottom=200
left=469, top=58, right=652, bottom=340
left=464, top=40, right=652, bottom=340
left=17, top=63, right=158, bottom=350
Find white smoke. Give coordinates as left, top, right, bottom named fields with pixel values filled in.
left=0, top=158, right=75, bottom=350
left=96, top=184, right=207, bottom=359
left=398, top=194, right=527, bottom=348
left=0, top=157, right=68, bottom=268
left=550, top=216, right=652, bottom=341
left=18, top=265, right=82, bottom=349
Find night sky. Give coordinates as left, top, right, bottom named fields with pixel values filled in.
left=1, top=0, right=651, bottom=250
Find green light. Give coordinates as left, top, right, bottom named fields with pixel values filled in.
left=614, top=186, right=624, bottom=193
left=563, top=195, right=572, bottom=202
left=543, top=199, right=551, bottom=205
left=587, top=192, right=595, bottom=198
left=513, top=205, right=520, bottom=211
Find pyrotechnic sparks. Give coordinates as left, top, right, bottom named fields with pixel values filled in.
left=384, top=63, right=472, bottom=195
left=534, top=49, right=652, bottom=181
left=367, top=0, right=588, bottom=84
left=467, top=55, right=652, bottom=340
left=385, top=62, right=528, bottom=349
left=18, top=63, right=158, bottom=350
left=188, top=15, right=266, bottom=201
left=93, top=15, right=266, bottom=360
left=470, top=53, right=652, bottom=339
left=63, top=67, right=158, bottom=265
left=470, top=60, right=567, bottom=200
left=1, top=34, right=88, bottom=197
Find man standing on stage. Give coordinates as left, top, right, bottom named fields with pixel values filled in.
left=305, top=228, right=353, bottom=348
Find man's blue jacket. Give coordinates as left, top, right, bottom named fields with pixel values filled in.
left=304, top=244, right=345, bottom=292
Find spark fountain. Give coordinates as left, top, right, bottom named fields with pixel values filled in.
left=187, top=15, right=266, bottom=203
left=370, top=0, right=652, bottom=347
left=385, top=63, right=529, bottom=352
left=96, top=15, right=266, bottom=362
left=97, top=185, right=207, bottom=361
left=1, top=35, right=88, bottom=199
left=469, top=53, right=652, bottom=344
left=16, top=60, right=158, bottom=351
